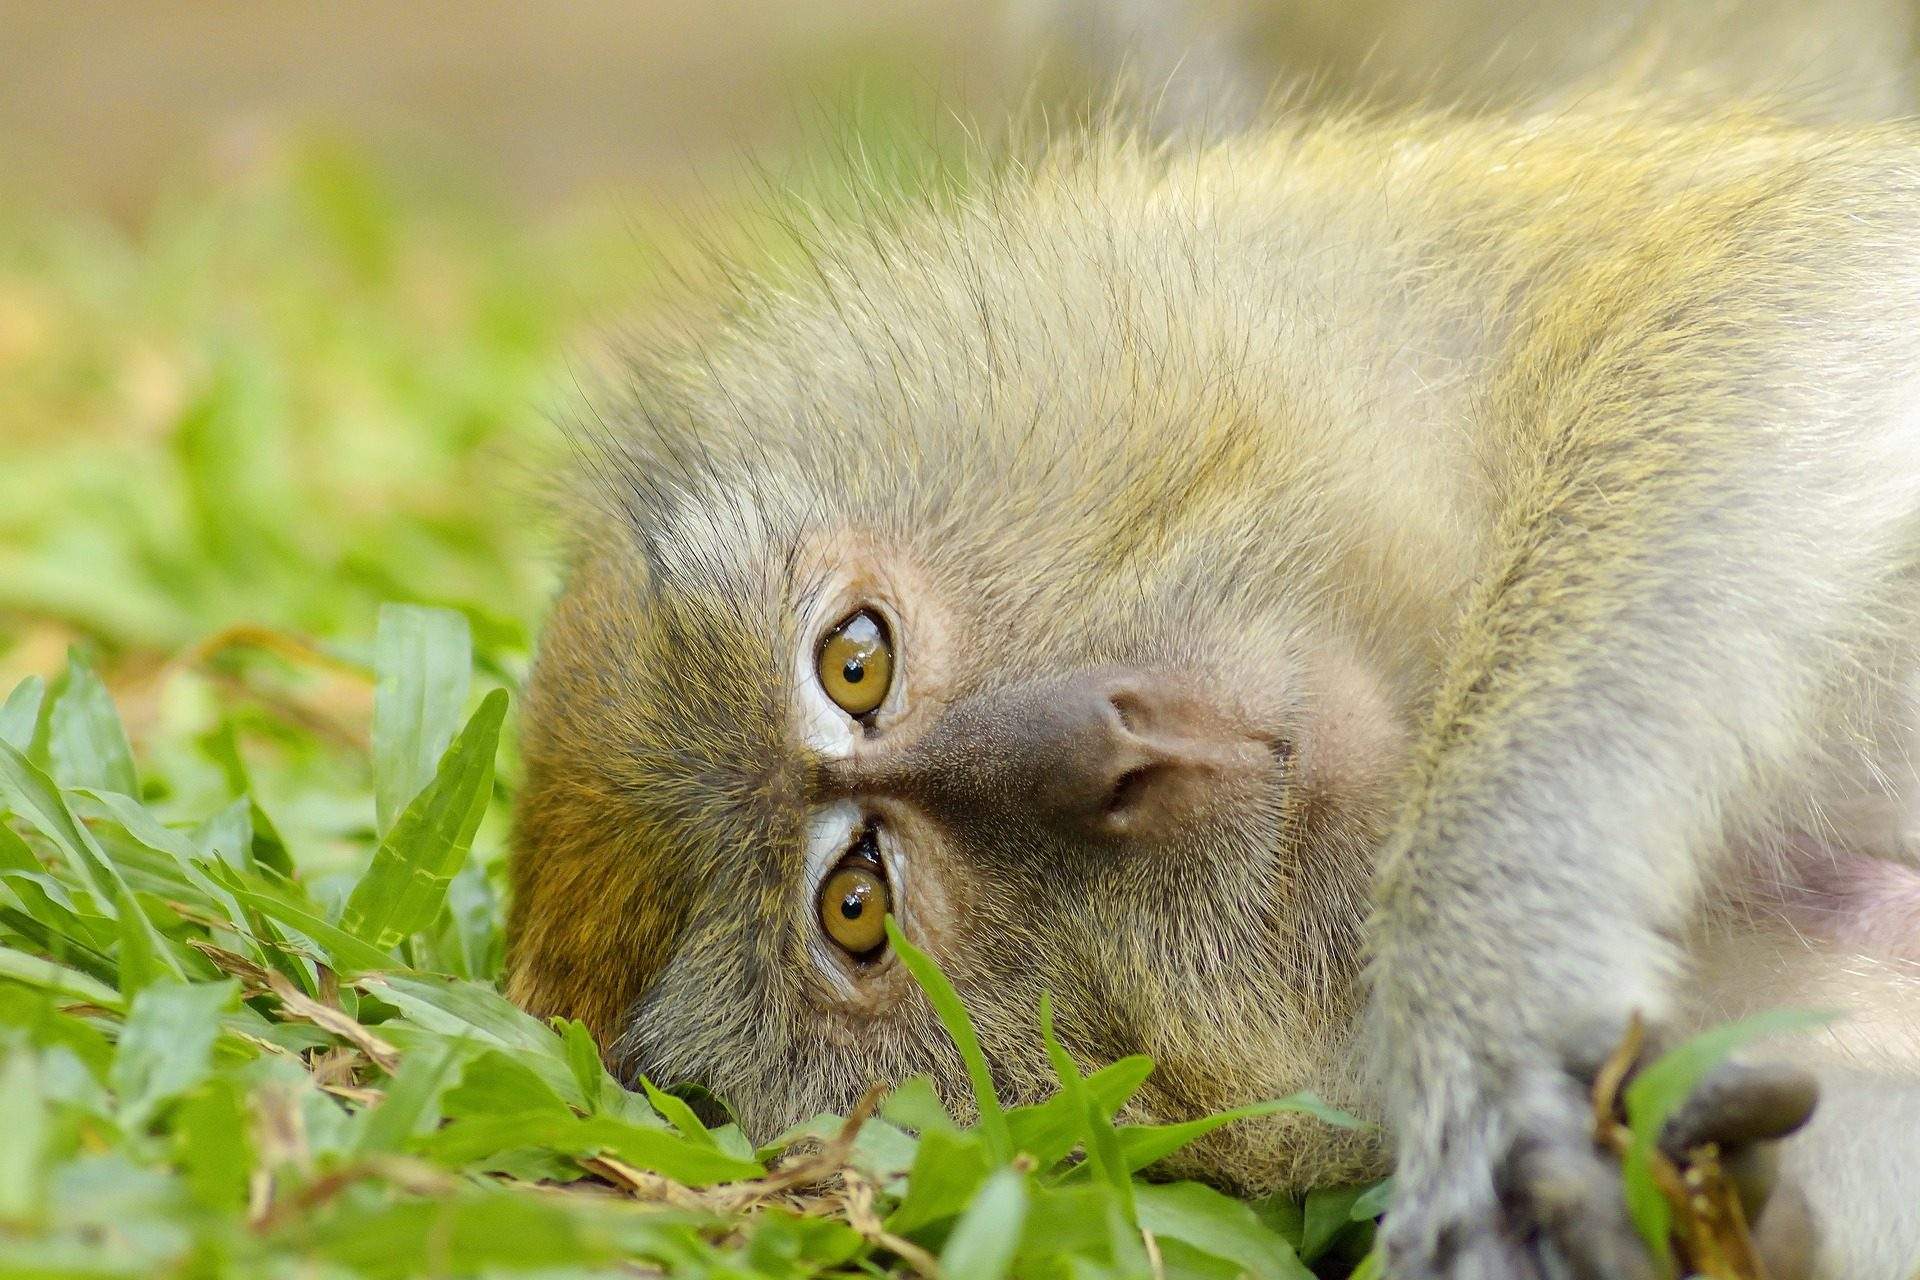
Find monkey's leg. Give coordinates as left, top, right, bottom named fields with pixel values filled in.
left=1362, top=218, right=1920, bottom=1276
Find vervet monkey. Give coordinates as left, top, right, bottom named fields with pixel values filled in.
left=509, top=2, right=1920, bottom=1276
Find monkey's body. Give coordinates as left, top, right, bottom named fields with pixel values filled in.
left=510, top=104, right=1920, bottom=1280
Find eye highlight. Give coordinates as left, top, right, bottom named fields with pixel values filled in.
left=818, top=834, right=890, bottom=958
left=816, top=608, right=893, bottom=717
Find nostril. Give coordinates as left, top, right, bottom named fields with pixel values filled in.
left=1107, top=690, right=1141, bottom=734
left=1104, top=763, right=1156, bottom=819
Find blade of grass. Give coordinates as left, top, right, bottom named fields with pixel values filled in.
left=0, top=739, right=185, bottom=987
left=1620, top=1008, right=1836, bottom=1266
left=0, top=943, right=125, bottom=1010
left=1112, top=1091, right=1365, bottom=1174
left=46, top=654, right=138, bottom=797
left=0, top=677, right=45, bottom=754
left=373, top=604, right=472, bottom=837
left=885, top=915, right=1010, bottom=1164
left=940, top=1166, right=1028, bottom=1280
left=1037, top=991, right=1134, bottom=1221
left=341, top=688, right=506, bottom=951
left=0, top=1048, right=47, bottom=1220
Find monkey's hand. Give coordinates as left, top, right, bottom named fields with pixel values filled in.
left=1379, top=1022, right=1820, bottom=1280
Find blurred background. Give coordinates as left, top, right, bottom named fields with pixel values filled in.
left=0, top=1, right=1018, bottom=220
left=0, top=0, right=1032, bottom=856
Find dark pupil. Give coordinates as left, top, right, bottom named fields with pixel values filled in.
left=842, top=659, right=865, bottom=684
left=840, top=893, right=865, bottom=919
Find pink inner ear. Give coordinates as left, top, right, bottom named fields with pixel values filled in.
left=1775, top=845, right=1920, bottom=961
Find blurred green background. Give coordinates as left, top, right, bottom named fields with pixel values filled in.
left=0, top=0, right=1015, bottom=863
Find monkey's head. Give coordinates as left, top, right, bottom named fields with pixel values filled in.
left=509, top=147, right=1430, bottom=1191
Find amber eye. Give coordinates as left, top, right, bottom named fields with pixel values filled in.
left=818, top=856, right=890, bottom=958
left=816, top=608, right=894, bottom=717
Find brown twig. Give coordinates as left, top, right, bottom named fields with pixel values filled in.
left=179, top=623, right=371, bottom=682
left=264, top=968, right=401, bottom=1074
left=1589, top=1015, right=1771, bottom=1280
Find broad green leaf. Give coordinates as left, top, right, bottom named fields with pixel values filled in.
left=1349, top=1246, right=1387, bottom=1280
left=361, top=973, right=559, bottom=1056
left=174, top=1077, right=253, bottom=1211
left=883, top=1073, right=958, bottom=1135
left=188, top=797, right=253, bottom=873
left=1255, top=1190, right=1307, bottom=1248
left=425, top=1110, right=764, bottom=1185
left=764, top=1110, right=921, bottom=1184
left=0, top=677, right=44, bottom=754
left=0, top=823, right=37, bottom=875
left=441, top=1047, right=572, bottom=1121
left=1154, top=1236, right=1264, bottom=1278
left=80, top=789, right=260, bottom=959
left=641, top=1077, right=718, bottom=1149
left=1114, top=1091, right=1364, bottom=1174
left=442, top=861, right=500, bottom=980
left=302, top=1190, right=618, bottom=1280
left=360, top=974, right=588, bottom=1108
left=999, top=1183, right=1135, bottom=1268
left=1007, top=1053, right=1154, bottom=1168
left=738, top=1211, right=868, bottom=1271
left=1135, top=1181, right=1314, bottom=1280
left=1349, top=1177, right=1395, bottom=1222
left=941, top=1166, right=1029, bottom=1280
left=560, top=1017, right=612, bottom=1116
left=888, top=1126, right=994, bottom=1235
left=1621, top=1008, right=1836, bottom=1268
left=886, top=916, right=1010, bottom=1163
left=46, top=655, right=137, bottom=798
left=373, top=604, right=472, bottom=836
left=0, top=740, right=184, bottom=987
left=111, top=980, right=237, bottom=1130
left=341, top=688, right=506, bottom=950
left=0, top=1047, right=47, bottom=1220
left=0, top=905, right=119, bottom=991
left=113, top=897, right=165, bottom=997
left=203, top=864, right=399, bottom=975
left=1301, top=1183, right=1370, bottom=1261
left=353, top=1038, right=466, bottom=1154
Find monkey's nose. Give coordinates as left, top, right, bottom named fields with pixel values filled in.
left=897, top=670, right=1274, bottom=844
left=1077, top=678, right=1273, bottom=841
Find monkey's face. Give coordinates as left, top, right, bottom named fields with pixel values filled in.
left=510, top=189, right=1413, bottom=1190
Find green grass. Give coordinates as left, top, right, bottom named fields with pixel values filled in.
left=0, top=133, right=1787, bottom=1280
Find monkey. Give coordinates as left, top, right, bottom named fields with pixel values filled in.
left=507, top=5, right=1920, bottom=1278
